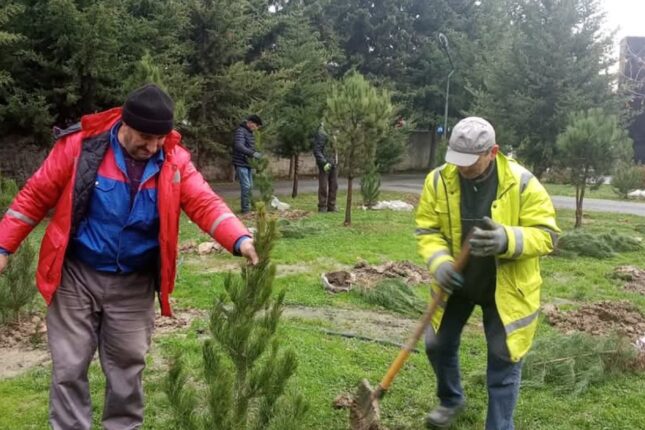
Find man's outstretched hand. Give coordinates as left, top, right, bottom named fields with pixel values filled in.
left=240, top=239, right=259, bottom=266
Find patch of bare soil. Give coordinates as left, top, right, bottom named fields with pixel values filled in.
left=323, top=260, right=431, bottom=293
left=154, top=307, right=207, bottom=336
left=179, top=240, right=223, bottom=255
left=0, top=314, right=46, bottom=348
left=612, top=266, right=645, bottom=295
left=0, top=347, right=50, bottom=379
left=543, top=301, right=645, bottom=342
left=0, top=314, right=49, bottom=379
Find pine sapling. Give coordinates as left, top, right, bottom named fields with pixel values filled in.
left=360, top=164, right=381, bottom=209
left=0, top=239, right=37, bottom=324
left=165, top=204, right=307, bottom=429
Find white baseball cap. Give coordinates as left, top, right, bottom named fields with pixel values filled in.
left=445, top=117, right=496, bottom=167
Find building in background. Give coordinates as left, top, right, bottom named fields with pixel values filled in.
left=619, top=37, right=645, bottom=162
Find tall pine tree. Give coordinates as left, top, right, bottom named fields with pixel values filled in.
left=269, top=12, right=330, bottom=198
left=472, top=0, right=616, bottom=177
left=324, top=71, right=394, bottom=226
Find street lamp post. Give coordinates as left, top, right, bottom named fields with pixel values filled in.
left=438, top=33, right=455, bottom=142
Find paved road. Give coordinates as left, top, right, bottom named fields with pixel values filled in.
left=213, top=173, right=645, bottom=217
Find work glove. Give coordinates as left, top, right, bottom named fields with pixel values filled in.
left=434, top=262, right=464, bottom=294
left=469, top=216, right=508, bottom=257
left=323, top=162, right=332, bottom=172
left=252, top=151, right=263, bottom=159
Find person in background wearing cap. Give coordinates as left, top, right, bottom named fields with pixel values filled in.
left=0, top=83, right=258, bottom=429
left=313, top=121, right=338, bottom=212
left=232, top=114, right=263, bottom=213
left=415, top=117, right=559, bottom=429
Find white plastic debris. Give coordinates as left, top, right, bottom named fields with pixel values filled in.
left=370, top=200, right=414, bottom=212
left=270, top=195, right=291, bottom=211
left=636, top=335, right=645, bottom=352
left=627, top=190, right=645, bottom=198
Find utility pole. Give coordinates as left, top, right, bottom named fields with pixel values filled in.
left=438, top=33, right=455, bottom=144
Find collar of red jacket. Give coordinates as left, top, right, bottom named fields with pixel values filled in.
left=80, top=107, right=181, bottom=153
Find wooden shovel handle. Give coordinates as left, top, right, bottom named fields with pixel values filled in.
left=374, top=242, right=471, bottom=398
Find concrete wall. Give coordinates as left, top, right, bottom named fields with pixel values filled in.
left=394, top=130, right=432, bottom=171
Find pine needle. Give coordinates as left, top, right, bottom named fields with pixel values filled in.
left=522, top=332, right=639, bottom=395
left=354, top=279, right=425, bottom=317
left=556, top=229, right=641, bottom=259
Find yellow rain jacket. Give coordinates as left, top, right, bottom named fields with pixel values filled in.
left=415, top=153, right=560, bottom=362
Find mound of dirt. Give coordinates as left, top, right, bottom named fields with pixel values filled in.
left=612, top=266, right=645, bottom=295
left=0, top=314, right=47, bottom=348
left=154, top=308, right=207, bottom=335
left=543, top=301, right=645, bottom=342
left=178, top=240, right=223, bottom=255
left=323, top=260, right=430, bottom=293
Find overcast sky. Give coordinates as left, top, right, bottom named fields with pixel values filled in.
left=603, top=0, right=645, bottom=50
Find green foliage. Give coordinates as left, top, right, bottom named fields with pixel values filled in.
left=360, top=164, right=380, bottom=208
left=472, top=0, right=617, bottom=178
left=0, top=1, right=24, bottom=88
left=523, top=332, right=639, bottom=395
left=269, top=13, right=329, bottom=159
left=0, top=239, right=37, bottom=324
left=557, top=229, right=641, bottom=259
left=324, top=71, right=395, bottom=225
left=375, top=120, right=409, bottom=173
left=611, top=163, right=643, bottom=199
left=556, top=108, right=633, bottom=227
left=0, top=175, right=18, bottom=213
left=165, top=205, right=308, bottom=429
left=354, top=279, right=425, bottom=317
left=267, top=12, right=330, bottom=197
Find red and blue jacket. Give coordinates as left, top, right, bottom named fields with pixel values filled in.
left=68, top=123, right=165, bottom=272
left=0, top=107, right=250, bottom=316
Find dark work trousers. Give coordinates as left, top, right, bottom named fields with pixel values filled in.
left=317, top=166, right=338, bottom=212
left=46, top=258, right=155, bottom=430
left=424, top=294, right=523, bottom=430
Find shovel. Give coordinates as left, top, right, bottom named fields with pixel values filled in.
left=348, top=242, right=471, bottom=430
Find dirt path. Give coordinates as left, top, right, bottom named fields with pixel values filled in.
left=0, top=305, right=420, bottom=379
left=283, top=305, right=419, bottom=345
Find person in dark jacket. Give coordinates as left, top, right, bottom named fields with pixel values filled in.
left=313, top=122, right=338, bottom=212
left=232, top=114, right=263, bottom=213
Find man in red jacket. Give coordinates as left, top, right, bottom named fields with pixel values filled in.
left=0, top=84, right=257, bottom=429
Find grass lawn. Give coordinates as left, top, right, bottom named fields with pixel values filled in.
left=543, top=182, right=645, bottom=202
left=1, top=190, right=645, bottom=429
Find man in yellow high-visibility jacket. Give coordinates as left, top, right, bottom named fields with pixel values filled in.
left=416, top=117, right=559, bottom=429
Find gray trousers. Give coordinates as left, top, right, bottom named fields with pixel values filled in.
left=46, top=258, right=155, bottom=430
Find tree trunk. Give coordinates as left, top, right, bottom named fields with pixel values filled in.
left=291, top=153, right=299, bottom=198
left=288, top=155, right=295, bottom=180
left=344, top=176, right=353, bottom=226
left=575, top=183, right=586, bottom=228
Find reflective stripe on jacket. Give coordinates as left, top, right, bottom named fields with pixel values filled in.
left=0, top=107, right=250, bottom=316
left=415, top=153, right=560, bottom=361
